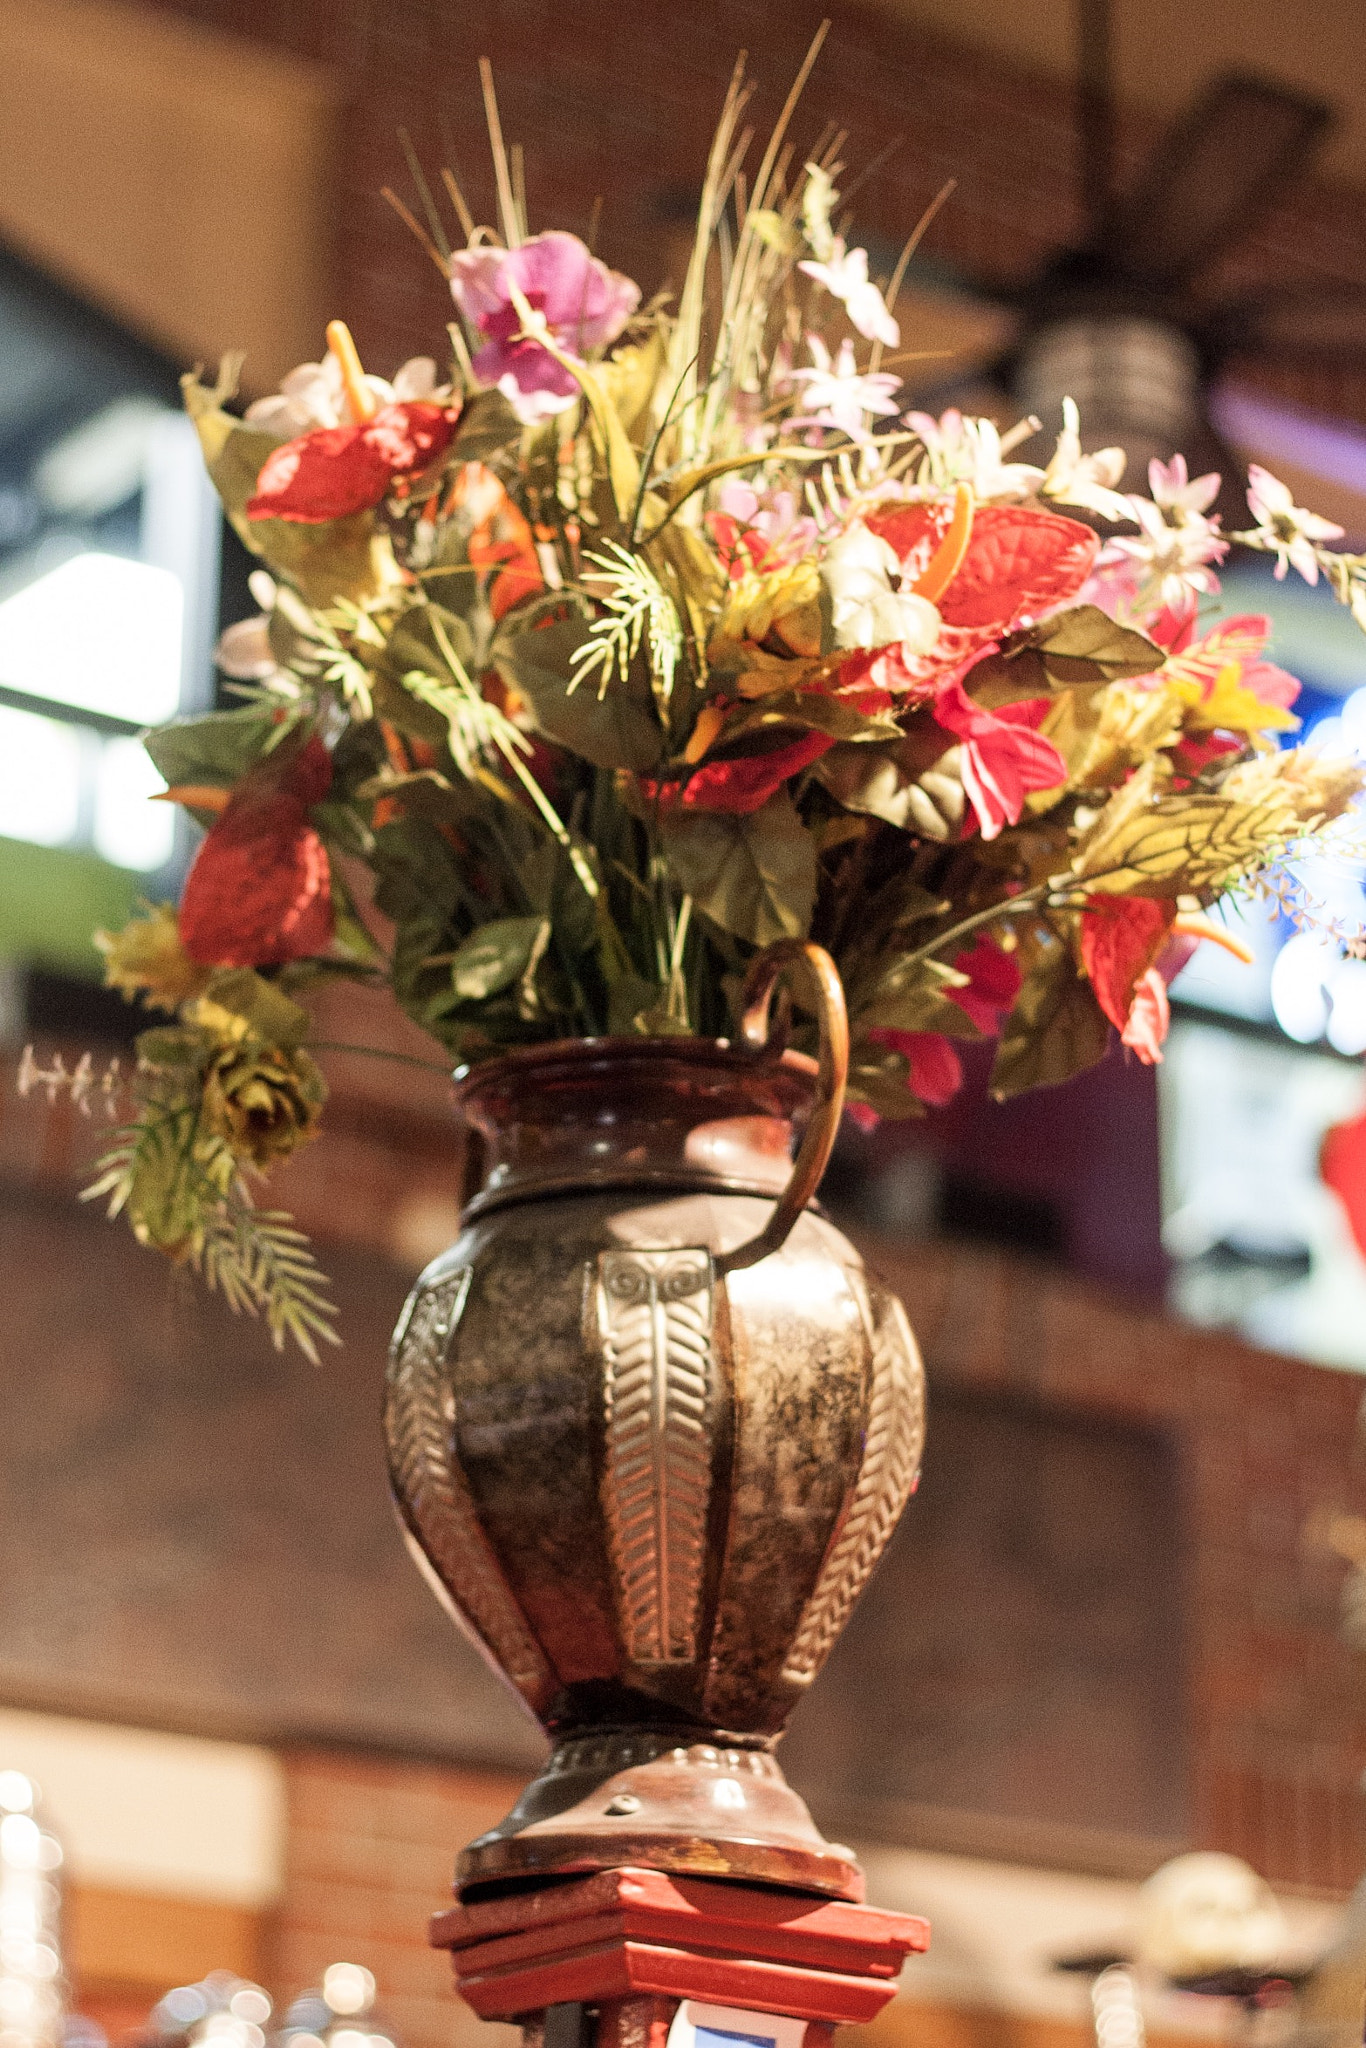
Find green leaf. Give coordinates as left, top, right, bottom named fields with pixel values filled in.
left=848, top=1045, right=926, bottom=1121
left=199, top=968, right=311, bottom=1050
left=970, top=606, right=1163, bottom=706
left=450, top=388, right=523, bottom=465
left=989, top=926, right=1110, bottom=1099
left=144, top=706, right=279, bottom=792
left=446, top=917, right=548, bottom=1002
left=135, top=1025, right=208, bottom=1071
left=495, top=614, right=663, bottom=771
left=852, top=957, right=981, bottom=1039
left=722, top=688, right=902, bottom=747
left=658, top=790, right=815, bottom=948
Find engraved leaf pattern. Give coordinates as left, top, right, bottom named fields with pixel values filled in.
left=782, top=1287, right=924, bottom=1684
left=385, top=1271, right=554, bottom=1706
left=599, top=1249, right=715, bottom=1664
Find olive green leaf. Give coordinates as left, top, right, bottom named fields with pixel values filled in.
left=847, top=1044, right=926, bottom=1120
left=144, top=706, right=280, bottom=792
left=197, top=968, right=312, bottom=1050
left=658, top=790, right=816, bottom=949
left=721, top=688, right=902, bottom=748
left=970, top=606, right=1163, bottom=707
left=852, top=956, right=982, bottom=1040
left=449, top=388, right=523, bottom=465
left=444, top=917, right=550, bottom=1004
left=494, top=614, right=664, bottom=771
left=1073, top=757, right=1294, bottom=897
left=989, top=925, right=1110, bottom=1099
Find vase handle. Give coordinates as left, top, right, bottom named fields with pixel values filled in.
left=717, top=939, right=850, bottom=1277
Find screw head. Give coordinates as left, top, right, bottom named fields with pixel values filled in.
left=603, top=1792, right=642, bottom=1816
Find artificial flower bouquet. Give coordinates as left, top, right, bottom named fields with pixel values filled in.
left=31, top=45, right=1366, bottom=1355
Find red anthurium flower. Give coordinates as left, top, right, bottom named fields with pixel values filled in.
left=640, top=730, right=833, bottom=815
left=868, top=501, right=1099, bottom=629
left=862, top=501, right=1101, bottom=698
left=866, top=1028, right=964, bottom=1107
left=931, top=680, right=1067, bottom=839
left=246, top=402, right=460, bottom=523
left=950, top=937, right=1022, bottom=1033
left=179, top=737, right=335, bottom=967
left=1079, top=894, right=1176, bottom=1064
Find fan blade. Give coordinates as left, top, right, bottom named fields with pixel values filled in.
left=1107, top=74, right=1333, bottom=290
left=1215, top=284, right=1366, bottom=365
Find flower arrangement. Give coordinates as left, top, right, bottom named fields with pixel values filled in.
left=40, top=42, right=1366, bottom=1355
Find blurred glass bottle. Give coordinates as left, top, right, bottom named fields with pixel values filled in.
left=0, top=1771, right=66, bottom=2048
left=145, top=1973, right=272, bottom=2048
left=276, top=1965, right=398, bottom=2048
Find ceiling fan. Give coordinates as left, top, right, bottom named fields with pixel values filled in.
left=917, top=0, right=1364, bottom=500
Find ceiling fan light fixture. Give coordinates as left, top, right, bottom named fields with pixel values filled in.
left=1015, top=317, right=1201, bottom=478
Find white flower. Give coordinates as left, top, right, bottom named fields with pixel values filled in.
left=244, top=354, right=446, bottom=436
left=1245, top=464, right=1344, bottom=584
left=1148, top=452, right=1219, bottom=516
left=1102, top=494, right=1227, bottom=615
left=822, top=521, right=941, bottom=653
left=1040, top=398, right=1132, bottom=521
left=798, top=242, right=899, bottom=347
left=909, top=407, right=1046, bottom=502
left=788, top=336, right=902, bottom=442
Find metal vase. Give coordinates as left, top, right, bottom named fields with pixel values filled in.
left=384, top=942, right=925, bottom=1900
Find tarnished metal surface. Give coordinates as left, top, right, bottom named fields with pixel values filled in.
left=383, top=1038, right=925, bottom=1898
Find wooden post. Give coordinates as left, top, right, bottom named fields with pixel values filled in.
left=432, top=1866, right=930, bottom=2048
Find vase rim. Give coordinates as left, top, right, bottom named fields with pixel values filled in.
left=451, top=1032, right=819, bottom=1097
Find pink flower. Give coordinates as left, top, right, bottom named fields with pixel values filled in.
left=1148, top=453, right=1220, bottom=517
left=788, top=336, right=902, bottom=442
left=449, top=232, right=640, bottom=422
left=930, top=680, right=1067, bottom=840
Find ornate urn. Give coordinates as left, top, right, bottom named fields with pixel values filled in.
left=383, top=942, right=925, bottom=1902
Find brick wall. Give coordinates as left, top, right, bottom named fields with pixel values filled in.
left=131, top=0, right=1366, bottom=426
left=266, top=1750, right=522, bottom=2048
left=868, top=1232, right=1366, bottom=1897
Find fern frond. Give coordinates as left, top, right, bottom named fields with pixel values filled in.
left=196, top=1188, right=340, bottom=1363
left=570, top=542, right=683, bottom=711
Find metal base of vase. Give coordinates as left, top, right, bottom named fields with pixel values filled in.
left=456, top=1729, right=864, bottom=1902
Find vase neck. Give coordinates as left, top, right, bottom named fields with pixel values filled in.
left=453, top=1037, right=817, bottom=1217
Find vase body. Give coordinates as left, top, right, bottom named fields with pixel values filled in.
left=384, top=1037, right=925, bottom=1900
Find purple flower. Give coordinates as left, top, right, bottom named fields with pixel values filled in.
left=449, top=232, right=641, bottom=422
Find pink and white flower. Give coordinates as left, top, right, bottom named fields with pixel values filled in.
left=1101, top=492, right=1227, bottom=618
left=788, top=336, right=901, bottom=442
left=1245, top=464, right=1345, bottom=584
left=246, top=356, right=445, bottom=437
left=449, top=231, right=640, bottom=423
left=798, top=241, right=899, bottom=347
left=1148, top=451, right=1220, bottom=517
left=909, top=407, right=1047, bottom=503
